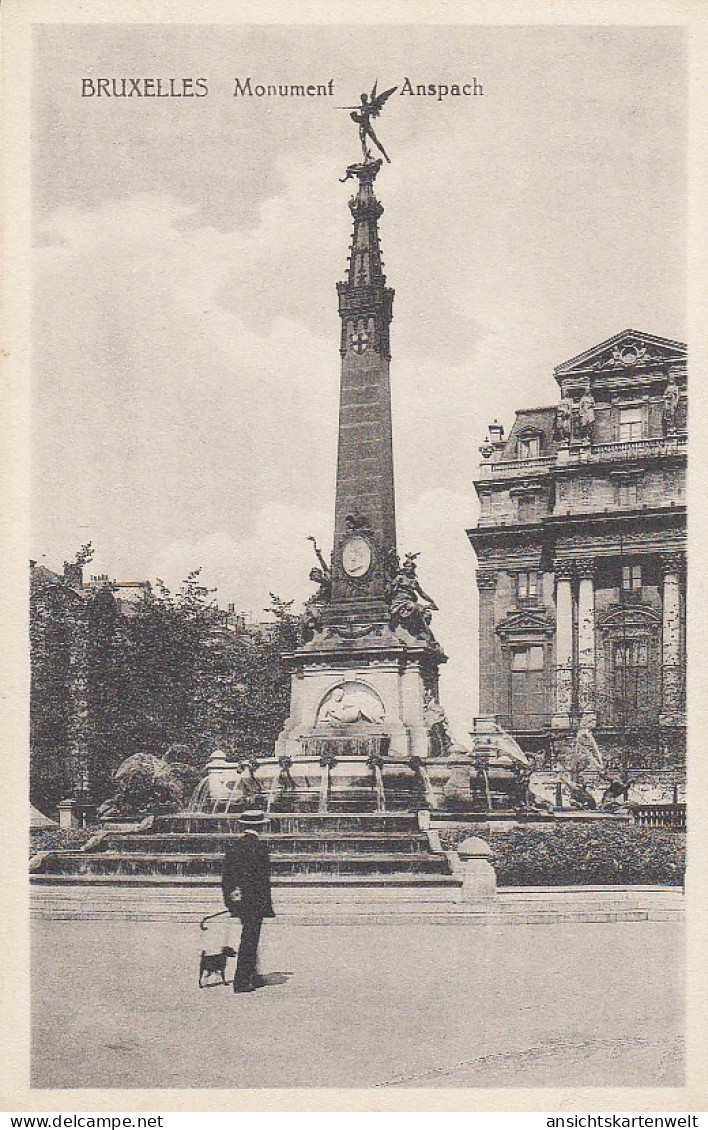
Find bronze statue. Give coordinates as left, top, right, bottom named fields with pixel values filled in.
left=562, top=774, right=597, bottom=810
left=389, top=552, right=438, bottom=642
left=599, top=769, right=632, bottom=809
left=300, top=535, right=332, bottom=642
left=306, top=535, right=332, bottom=603
left=423, top=689, right=453, bottom=757
left=340, top=81, right=397, bottom=164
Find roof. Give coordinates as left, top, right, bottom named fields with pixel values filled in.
left=30, top=804, right=57, bottom=828
left=499, top=406, right=558, bottom=460
left=554, top=329, right=686, bottom=381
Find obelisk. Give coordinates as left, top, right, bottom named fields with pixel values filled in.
left=276, top=120, right=446, bottom=766
left=326, top=157, right=396, bottom=625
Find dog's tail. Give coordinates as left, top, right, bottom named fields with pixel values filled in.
left=200, top=908, right=231, bottom=931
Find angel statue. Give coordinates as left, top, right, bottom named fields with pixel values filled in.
left=340, top=81, right=398, bottom=164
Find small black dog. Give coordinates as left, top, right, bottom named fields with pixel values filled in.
left=199, top=946, right=237, bottom=987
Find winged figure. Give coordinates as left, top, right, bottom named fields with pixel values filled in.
left=340, top=80, right=398, bottom=163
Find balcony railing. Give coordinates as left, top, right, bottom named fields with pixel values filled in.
left=477, top=455, right=556, bottom=479
left=558, top=434, right=687, bottom=466
left=478, top=434, right=686, bottom=480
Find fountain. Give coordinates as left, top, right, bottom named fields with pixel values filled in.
left=187, top=715, right=541, bottom=818
left=29, top=105, right=542, bottom=895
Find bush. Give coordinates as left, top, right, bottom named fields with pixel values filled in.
left=438, top=821, right=685, bottom=886
left=30, top=827, right=96, bottom=859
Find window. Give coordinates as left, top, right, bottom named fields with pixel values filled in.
left=612, top=639, right=650, bottom=722
left=617, top=479, right=639, bottom=508
left=517, top=495, right=538, bottom=523
left=510, top=645, right=546, bottom=729
left=622, top=563, right=642, bottom=592
left=518, top=435, right=540, bottom=460
left=517, top=571, right=539, bottom=605
left=619, top=407, right=643, bottom=442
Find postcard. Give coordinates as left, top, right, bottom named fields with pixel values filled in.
left=2, top=0, right=706, bottom=1114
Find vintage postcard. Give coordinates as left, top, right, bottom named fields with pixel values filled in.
left=2, top=0, right=707, bottom=1113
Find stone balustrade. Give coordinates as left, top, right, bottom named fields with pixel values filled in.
left=478, top=435, right=686, bottom=480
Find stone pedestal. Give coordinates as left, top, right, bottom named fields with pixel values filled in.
left=57, top=798, right=97, bottom=829
left=57, top=799, right=78, bottom=830
left=456, top=836, right=497, bottom=901
left=276, top=624, right=442, bottom=762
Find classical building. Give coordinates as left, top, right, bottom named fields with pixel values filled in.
left=467, top=329, right=686, bottom=770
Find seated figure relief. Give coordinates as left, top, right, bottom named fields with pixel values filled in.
left=318, top=684, right=385, bottom=726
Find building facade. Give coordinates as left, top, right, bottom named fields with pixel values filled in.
left=467, top=329, right=686, bottom=770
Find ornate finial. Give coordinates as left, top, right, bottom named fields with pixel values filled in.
left=338, top=80, right=397, bottom=169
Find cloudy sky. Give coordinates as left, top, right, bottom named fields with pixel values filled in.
left=31, top=23, right=686, bottom=732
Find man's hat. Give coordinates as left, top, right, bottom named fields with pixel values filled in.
left=239, top=809, right=268, bottom=828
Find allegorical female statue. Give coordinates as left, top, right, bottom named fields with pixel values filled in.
left=388, top=553, right=438, bottom=642
left=577, top=391, right=596, bottom=441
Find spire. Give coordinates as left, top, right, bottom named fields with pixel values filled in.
left=337, top=159, right=394, bottom=361
left=344, top=166, right=386, bottom=287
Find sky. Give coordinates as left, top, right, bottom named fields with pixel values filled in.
left=31, top=23, right=687, bottom=733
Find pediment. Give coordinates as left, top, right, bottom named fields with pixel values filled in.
left=554, top=329, right=686, bottom=382
left=496, top=607, right=554, bottom=638
left=597, top=604, right=661, bottom=632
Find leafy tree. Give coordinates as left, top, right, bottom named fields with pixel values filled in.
left=30, top=556, right=299, bottom=813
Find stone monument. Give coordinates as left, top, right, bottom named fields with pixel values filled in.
left=275, top=123, right=448, bottom=769
left=191, top=87, right=534, bottom=814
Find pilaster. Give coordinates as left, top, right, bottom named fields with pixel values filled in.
left=552, top=559, right=574, bottom=729
left=660, top=551, right=685, bottom=726
left=476, top=568, right=497, bottom=716
left=576, top=557, right=596, bottom=725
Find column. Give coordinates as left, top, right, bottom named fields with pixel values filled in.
left=552, top=560, right=574, bottom=728
left=660, top=552, right=685, bottom=724
left=476, top=568, right=498, bottom=717
left=576, top=557, right=596, bottom=725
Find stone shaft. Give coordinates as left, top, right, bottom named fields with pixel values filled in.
left=329, top=160, right=396, bottom=614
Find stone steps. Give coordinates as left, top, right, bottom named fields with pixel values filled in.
left=30, top=872, right=462, bottom=890
left=101, top=832, right=432, bottom=854
left=29, top=883, right=683, bottom=924
left=33, top=849, right=451, bottom=877
left=153, top=812, right=421, bottom=834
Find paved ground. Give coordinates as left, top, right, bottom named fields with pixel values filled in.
left=31, top=918, right=684, bottom=1090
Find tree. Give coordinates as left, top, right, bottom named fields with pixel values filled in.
left=30, top=557, right=300, bottom=813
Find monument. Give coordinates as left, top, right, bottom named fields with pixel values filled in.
left=191, top=84, right=533, bottom=814
left=275, top=94, right=447, bottom=774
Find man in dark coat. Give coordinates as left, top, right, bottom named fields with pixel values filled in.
left=221, top=809, right=275, bottom=993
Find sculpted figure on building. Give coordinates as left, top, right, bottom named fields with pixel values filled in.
left=663, top=373, right=680, bottom=435
left=555, top=394, right=574, bottom=443
left=577, top=391, right=596, bottom=441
